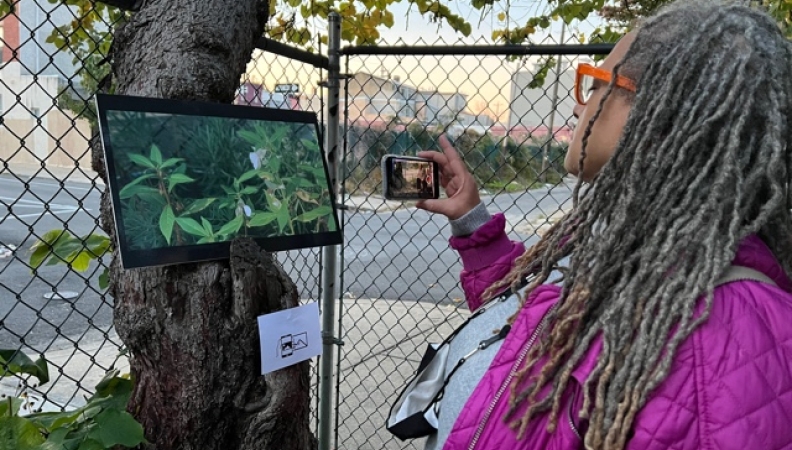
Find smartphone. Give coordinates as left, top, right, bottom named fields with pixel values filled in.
left=381, top=155, right=440, bottom=200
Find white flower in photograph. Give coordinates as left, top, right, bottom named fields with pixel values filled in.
left=236, top=199, right=253, bottom=218
left=249, top=147, right=269, bottom=170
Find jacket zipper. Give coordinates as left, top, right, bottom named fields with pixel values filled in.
left=467, top=306, right=555, bottom=450
left=568, top=381, right=581, bottom=440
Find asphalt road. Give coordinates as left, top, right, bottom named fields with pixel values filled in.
left=0, top=174, right=109, bottom=352
left=0, top=173, right=573, bottom=350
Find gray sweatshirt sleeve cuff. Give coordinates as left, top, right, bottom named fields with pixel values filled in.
left=449, top=202, right=492, bottom=237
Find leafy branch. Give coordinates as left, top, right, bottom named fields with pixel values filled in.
left=29, top=229, right=112, bottom=290
left=0, top=349, right=146, bottom=450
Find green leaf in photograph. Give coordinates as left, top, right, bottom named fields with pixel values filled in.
left=201, top=217, right=214, bottom=236
left=175, top=217, right=207, bottom=237
left=218, top=215, right=244, bottom=237
left=298, top=164, right=326, bottom=180
left=248, top=212, right=277, bottom=227
left=159, top=205, right=176, bottom=245
left=291, top=178, right=316, bottom=188
left=119, top=184, right=160, bottom=200
left=269, top=156, right=281, bottom=174
left=265, top=181, right=286, bottom=191
left=237, top=169, right=260, bottom=184
left=239, top=186, right=259, bottom=195
left=136, top=191, right=168, bottom=207
left=159, top=157, right=184, bottom=170
left=294, top=205, right=333, bottom=222
left=300, top=138, right=320, bottom=151
left=167, top=173, right=196, bottom=193
left=149, top=144, right=163, bottom=166
left=266, top=193, right=284, bottom=212
left=271, top=125, right=288, bottom=143
left=117, top=173, right=154, bottom=197
left=295, top=190, right=319, bottom=205
left=127, top=153, right=156, bottom=170
left=276, top=209, right=290, bottom=233
left=236, top=130, right=260, bottom=145
left=183, top=198, right=216, bottom=215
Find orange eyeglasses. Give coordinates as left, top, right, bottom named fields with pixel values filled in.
left=575, top=63, right=637, bottom=105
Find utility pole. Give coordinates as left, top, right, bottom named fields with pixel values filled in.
left=542, top=22, right=566, bottom=182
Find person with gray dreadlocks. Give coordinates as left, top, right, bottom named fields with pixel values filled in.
left=412, top=1, right=792, bottom=449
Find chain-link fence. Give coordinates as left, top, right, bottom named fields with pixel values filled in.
left=0, top=0, right=330, bottom=422
left=0, top=0, right=120, bottom=413
left=243, top=39, right=329, bottom=433
left=0, top=1, right=616, bottom=449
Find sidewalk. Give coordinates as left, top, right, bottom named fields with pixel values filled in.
left=342, top=193, right=407, bottom=213
left=2, top=297, right=463, bottom=449
left=333, top=298, right=467, bottom=450
left=2, top=162, right=105, bottom=187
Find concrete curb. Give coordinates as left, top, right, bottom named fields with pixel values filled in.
left=3, top=162, right=104, bottom=187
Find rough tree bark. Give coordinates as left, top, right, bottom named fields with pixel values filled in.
left=94, top=1, right=315, bottom=449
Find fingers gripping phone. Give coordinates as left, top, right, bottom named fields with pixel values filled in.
left=381, top=155, right=440, bottom=200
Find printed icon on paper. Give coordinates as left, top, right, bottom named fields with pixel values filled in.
left=279, top=332, right=308, bottom=358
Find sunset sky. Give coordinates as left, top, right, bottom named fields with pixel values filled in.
left=246, top=2, right=604, bottom=123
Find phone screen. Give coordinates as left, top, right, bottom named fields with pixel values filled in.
left=383, top=156, right=439, bottom=200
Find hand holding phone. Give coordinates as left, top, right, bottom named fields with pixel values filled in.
left=414, top=136, right=481, bottom=220
left=381, top=155, right=440, bottom=200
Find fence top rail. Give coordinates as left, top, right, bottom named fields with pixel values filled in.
left=339, top=43, right=615, bottom=57
left=256, top=37, right=330, bottom=70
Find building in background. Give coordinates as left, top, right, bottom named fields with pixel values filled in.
left=1, top=1, right=81, bottom=78
left=342, top=72, right=419, bottom=126
left=0, top=1, right=91, bottom=170
left=235, top=82, right=301, bottom=110
left=341, top=71, right=483, bottom=130
left=507, top=59, right=583, bottom=142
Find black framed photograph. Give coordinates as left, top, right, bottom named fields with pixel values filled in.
left=96, top=93, right=342, bottom=269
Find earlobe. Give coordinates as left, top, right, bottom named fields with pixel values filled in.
left=564, top=152, right=579, bottom=177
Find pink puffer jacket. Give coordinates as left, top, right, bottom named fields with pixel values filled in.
left=445, top=213, right=792, bottom=450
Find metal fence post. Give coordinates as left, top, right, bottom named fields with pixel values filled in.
left=319, top=11, right=341, bottom=450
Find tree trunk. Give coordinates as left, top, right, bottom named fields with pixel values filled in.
left=97, top=1, right=315, bottom=449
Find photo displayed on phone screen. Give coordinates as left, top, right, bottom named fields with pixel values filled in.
left=386, top=157, right=438, bottom=200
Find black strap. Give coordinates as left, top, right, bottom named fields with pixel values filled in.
left=431, top=324, right=512, bottom=406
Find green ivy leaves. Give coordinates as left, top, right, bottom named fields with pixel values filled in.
left=29, top=231, right=111, bottom=288
left=0, top=352, right=145, bottom=450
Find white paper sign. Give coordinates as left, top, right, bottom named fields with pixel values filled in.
left=257, top=302, right=322, bottom=375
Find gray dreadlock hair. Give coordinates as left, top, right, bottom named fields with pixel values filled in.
left=481, top=1, right=792, bottom=449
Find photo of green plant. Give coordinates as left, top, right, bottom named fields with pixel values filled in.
left=102, top=106, right=339, bottom=263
